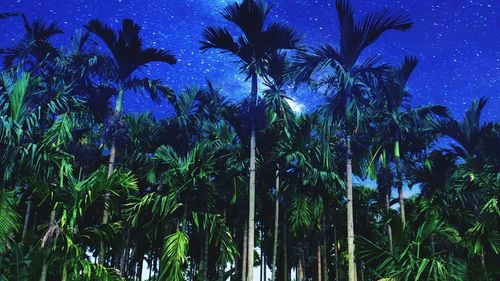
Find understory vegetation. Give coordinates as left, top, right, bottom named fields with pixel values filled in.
left=0, top=1, right=499, bottom=280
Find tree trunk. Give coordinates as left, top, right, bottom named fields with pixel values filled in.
left=480, top=249, right=487, bottom=275
left=120, top=223, right=131, bottom=274
left=322, top=213, right=328, bottom=281
left=346, top=135, right=357, bottom=281
left=137, top=255, right=144, bottom=281
left=385, top=192, right=393, bottom=252
left=395, top=140, right=406, bottom=226
left=100, top=87, right=124, bottom=263
left=317, top=242, right=322, bottom=281
left=39, top=210, right=56, bottom=281
left=22, top=199, right=32, bottom=241
left=333, top=222, right=339, bottom=281
left=298, top=256, right=303, bottom=281
left=201, top=233, right=209, bottom=281
left=260, top=230, right=264, bottom=281
left=283, top=213, right=288, bottom=281
left=242, top=220, right=248, bottom=281
left=271, top=165, right=280, bottom=281
left=359, top=262, right=364, bottom=281
left=247, top=73, right=258, bottom=281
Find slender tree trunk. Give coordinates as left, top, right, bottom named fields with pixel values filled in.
left=260, top=230, right=264, bottom=281
left=359, top=262, right=364, bottom=281
left=120, top=224, right=131, bottom=273
left=298, top=256, right=303, bottom=281
left=247, top=73, right=258, bottom=281
left=395, top=140, right=406, bottom=226
left=431, top=234, right=436, bottom=255
left=149, top=259, right=153, bottom=281
left=385, top=192, right=393, bottom=252
left=242, top=220, right=248, bottom=281
left=39, top=210, right=56, bottom=281
left=322, top=213, right=328, bottom=281
left=346, top=135, right=357, bottom=281
left=333, top=216, right=339, bottom=281
left=480, top=250, right=487, bottom=275
left=137, top=255, right=144, bottom=281
left=260, top=244, right=263, bottom=281
left=283, top=213, right=288, bottom=281
left=263, top=252, right=266, bottom=281
left=100, top=87, right=124, bottom=263
left=271, top=165, right=280, bottom=281
left=201, top=233, right=209, bottom=281
left=317, top=242, right=322, bottom=281
left=22, top=199, right=32, bottom=241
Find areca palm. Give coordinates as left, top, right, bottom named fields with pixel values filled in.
left=292, top=1, right=413, bottom=279
left=85, top=18, right=176, bottom=263
left=436, top=98, right=500, bottom=275
left=200, top=1, right=301, bottom=279
left=373, top=56, right=448, bottom=226
left=437, top=97, right=493, bottom=161
left=261, top=52, right=296, bottom=281
left=1, top=14, right=62, bottom=69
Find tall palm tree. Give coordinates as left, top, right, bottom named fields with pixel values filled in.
left=84, top=18, right=176, bottom=264
left=375, top=56, right=447, bottom=226
left=200, top=1, right=300, bottom=279
left=261, top=53, right=296, bottom=281
left=292, top=1, right=413, bottom=279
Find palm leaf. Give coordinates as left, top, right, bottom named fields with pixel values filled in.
left=160, top=231, right=189, bottom=281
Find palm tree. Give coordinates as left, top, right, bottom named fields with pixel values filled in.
left=200, top=1, right=300, bottom=279
left=1, top=14, right=62, bottom=69
left=292, top=1, right=413, bottom=279
left=84, top=18, right=176, bottom=263
left=374, top=56, right=448, bottom=226
left=261, top=52, right=296, bottom=281
left=437, top=97, right=493, bottom=161
left=435, top=98, right=498, bottom=274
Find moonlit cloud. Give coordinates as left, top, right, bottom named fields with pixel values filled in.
left=286, top=98, right=305, bottom=113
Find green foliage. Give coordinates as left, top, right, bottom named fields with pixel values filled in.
left=0, top=191, right=19, bottom=254
left=0, top=2, right=498, bottom=281
left=160, top=231, right=189, bottom=281
left=359, top=214, right=460, bottom=280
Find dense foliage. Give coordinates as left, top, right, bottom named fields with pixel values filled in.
left=0, top=1, right=498, bottom=281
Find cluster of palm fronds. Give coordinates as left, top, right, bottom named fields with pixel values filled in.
left=0, top=1, right=499, bottom=281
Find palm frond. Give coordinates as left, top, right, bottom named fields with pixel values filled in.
left=126, top=77, right=174, bottom=104
left=291, top=44, right=341, bottom=85
left=221, top=0, right=271, bottom=42
left=359, top=8, right=413, bottom=50
left=160, top=231, right=189, bottom=281
left=0, top=191, right=20, bottom=254
left=137, top=48, right=177, bottom=66
left=395, top=56, right=418, bottom=87
left=261, top=23, right=301, bottom=52
left=200, top=26, right=239, bottom=55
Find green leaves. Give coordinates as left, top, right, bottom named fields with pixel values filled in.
left=8, top=72, right=30, bottom=123
left=289, top=195, right=312, bottom=237
left=359, top=214, right=460, bottom=281
left=43, top=113, right=73, bottom=147
left=160, top=231, right=189, bottom=281
left=0, top=191, right=19, bottom=255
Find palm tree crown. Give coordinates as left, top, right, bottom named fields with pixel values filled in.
left=200, top=0, right=301, bottom=77
left=85, top=19, right=176, bottom=82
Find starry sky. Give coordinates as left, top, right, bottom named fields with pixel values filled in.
left=1, top=0, right=499, bottom=121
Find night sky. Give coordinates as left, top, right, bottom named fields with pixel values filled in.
left=1, top=0, right=498, bottom=121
